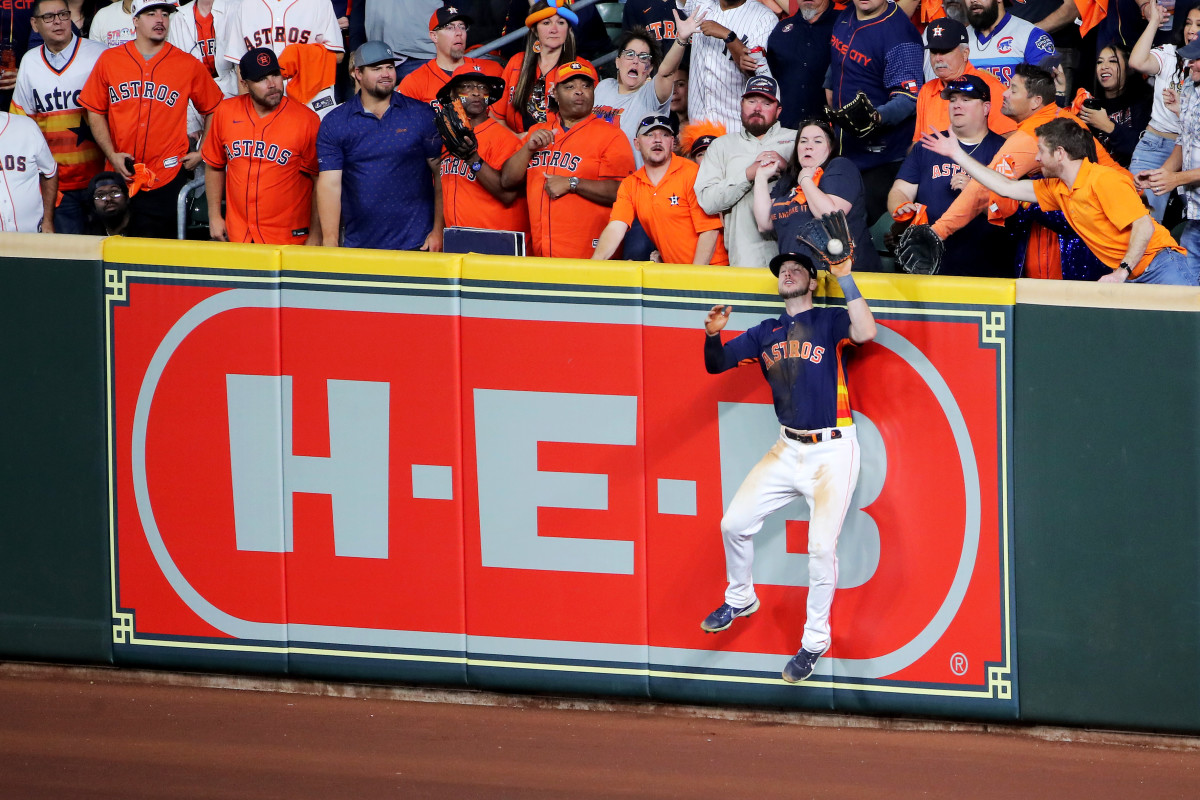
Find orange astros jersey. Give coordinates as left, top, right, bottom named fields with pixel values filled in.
left=399, top=57, right=503, bottom=107
left=79, top=41, right=223, bottom=188
left=201, top=93, right=319, bottom=244
left=610, top=155, right=728, bottom=265
left=523, top=113, right=635, bottom=259
left=441, top=117, right=530, bottom=237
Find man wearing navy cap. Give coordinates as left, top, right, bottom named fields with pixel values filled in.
left=889, top=75, right=1015, bottom=277
left=593, top=114, right=727, bottom=264
left=695, top=75, right=797, bottom=267
left=316, top=40, right=444, bottom=250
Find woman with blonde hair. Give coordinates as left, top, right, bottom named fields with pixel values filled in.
left=494, top=0, right=579, bottom=132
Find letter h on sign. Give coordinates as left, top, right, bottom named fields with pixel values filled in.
left=226, top=375, right=390, bottom=558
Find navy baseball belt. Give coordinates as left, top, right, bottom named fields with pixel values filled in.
left=783, top=427, right=844, bottom=444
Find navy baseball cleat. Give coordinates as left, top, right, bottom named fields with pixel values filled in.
left=700, top=599, right=760, bottom=633
left=782, top=646, right=828, bottom=683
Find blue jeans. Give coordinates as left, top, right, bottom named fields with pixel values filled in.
left=1136, top=239, right=1200, bottom=285
left=54, top=187, right=90, bottom=234
left=1177, top=221, right=1200, bottom=284
left=395, top=57, right=428, bottom=79
left=1128, top=130, right=1178, bottom=222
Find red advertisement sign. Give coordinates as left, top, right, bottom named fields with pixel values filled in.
left=108, top=267, right=1013, bottom=710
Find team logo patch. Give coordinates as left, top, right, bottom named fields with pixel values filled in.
left=312, top=96, right=335, bottom=110
left=782, top=23, right=792, bottom=32
left=932, top=25, right=943, bottom=36
left=257, top=52, right=271, bottom=66
left=669, top=195, right=679, bottom=206
left=996, top=36, right=1013, bottom=54
left=447, top=5, right=458, bottom=12
left=1034, top=34, right=1055, bottom=54
left=571, top=62, right=582, bottom=69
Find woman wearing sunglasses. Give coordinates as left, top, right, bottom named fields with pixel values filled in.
left=592, top=11, right=702, bottom=166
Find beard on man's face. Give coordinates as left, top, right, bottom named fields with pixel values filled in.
left=966, top=1, right=999, bottom=29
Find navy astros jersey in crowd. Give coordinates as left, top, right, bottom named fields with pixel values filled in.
left=828, top=3, right=924, bottom=169
left=706, top=308, right=856, bottom=431
left=894, top=129, right=1016, bottom=277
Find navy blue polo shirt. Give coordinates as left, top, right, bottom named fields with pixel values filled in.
left=895, top=130, right=1016, bottom=278
left=766, top=7, right=836, bottom=130
left=317, top=91, right=441, bottom=250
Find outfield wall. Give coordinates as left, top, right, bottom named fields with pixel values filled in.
left=1, top=233, right=1196, bottom=732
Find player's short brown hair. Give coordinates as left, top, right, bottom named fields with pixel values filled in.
left=1034, top=117, right=1098, bottom=162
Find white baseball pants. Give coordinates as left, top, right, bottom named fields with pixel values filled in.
left=720, top=425, right=860, bottom=654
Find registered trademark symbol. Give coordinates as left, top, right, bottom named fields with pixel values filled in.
left=950, top=652, right=968, bottom=676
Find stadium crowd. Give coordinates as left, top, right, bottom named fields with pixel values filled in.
left=1, top=0, right=1200, bottom=283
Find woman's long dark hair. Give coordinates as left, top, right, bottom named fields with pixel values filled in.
left=776, top=119, right=838, bottom=195
left=1093, top=42, right=1132, bottom=99
left=513, top=1, right=578, bottom=115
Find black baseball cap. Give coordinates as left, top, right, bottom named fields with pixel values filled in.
left=429, top=4, right=472, bottom=31
left=769, top=252, right=818, bottom=280
left=240, top=48, right=280, bottom=81
left=925, top=18, right=968, bottom=51
left=742, top=75, right=780, bottom=102
left=940, top=74, right=990, bottom=101
left=637, top=115, right=675, bottom=136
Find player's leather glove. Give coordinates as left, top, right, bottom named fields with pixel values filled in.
left=826, top=91, right=881, bottom=138
left=795, top=210, right=855, bottom=277
left=896, top=224, right=945, bottom=275
left=435, top=97, right=480, bottom=162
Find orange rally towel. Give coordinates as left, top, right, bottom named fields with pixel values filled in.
left=893, top=203, right=929, bottom=226
left=1076, top=0, right=1109, bottom=37
left=128, top=163, right=157, bottom=197
left=279, top=43, right=337, bottom=105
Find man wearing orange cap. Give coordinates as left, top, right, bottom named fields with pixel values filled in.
left=500, top=59, right=635, bottom=259
left=399, top=6, right=502, bottom=106
left=436, top=64, right=529, bottom=236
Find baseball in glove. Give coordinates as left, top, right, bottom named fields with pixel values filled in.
left=795, top=210, right=855, bottom=277
left=826, top=91, right=881, bottom=138
left=435, top=97, right=479, bottom=161
left=896, top=224, right=945, bottom=275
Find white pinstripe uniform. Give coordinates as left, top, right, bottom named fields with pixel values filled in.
left=222, top=0, right=343, bottom=64
left=0, top=112, right=59, bottom=232
left=682, top=0, right=777, bottom=133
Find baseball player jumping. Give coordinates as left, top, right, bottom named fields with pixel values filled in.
left=701, top=211, right=877, bottom=684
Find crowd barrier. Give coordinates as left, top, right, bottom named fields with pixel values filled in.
left=1, top=232, right=1197, bottom=732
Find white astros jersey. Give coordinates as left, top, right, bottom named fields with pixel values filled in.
left=0, top=112, right=59, bottom=232
left=89, top=1, right=136, bottom=48
left=223, top=0, right=343, bottom=64
left=10, top=36, right=108, bottom=192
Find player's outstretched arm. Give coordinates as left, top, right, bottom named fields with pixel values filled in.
left=703, top=304, right=732, bottom=374
left=920, top=127, right=1038, bottom=203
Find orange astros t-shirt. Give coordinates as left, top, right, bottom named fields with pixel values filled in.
left=610, top=155, right=727, bottom=265
left=441, top=117, right=530, bottom=237
left=523, top=113, right=635, bottom=259
left=79, top=41, right=223, bottom=188
left=201, top=94, right=320, bottom=244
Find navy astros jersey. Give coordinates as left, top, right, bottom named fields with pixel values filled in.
left=894, top=129, right=1016, bottom=277
left=706, top=307, right=856, bottom=431
left=828, top=2, right=924, bottom=169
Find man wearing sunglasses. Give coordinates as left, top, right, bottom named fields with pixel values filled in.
left=11, top=0, right=107, bottom=233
